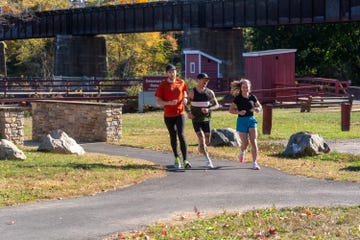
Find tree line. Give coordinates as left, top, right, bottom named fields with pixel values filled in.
left=1, top=0, right=359, bottom=85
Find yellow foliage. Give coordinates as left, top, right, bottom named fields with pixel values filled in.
left=107, top=32, right=178, bottom=77
left=2, top=0, right=179, bottom=77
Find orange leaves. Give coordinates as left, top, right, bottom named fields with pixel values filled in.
left=299, top=208, right=314, bottom=217
left=254, top=227, right=277, bottom=239
left=305, top=208, right=313, bottom=216
left=1, top=5, right=20, bottom=15
left=117, top=231, right=149, bottom=240
left=117, top=233, right=126, bottom=239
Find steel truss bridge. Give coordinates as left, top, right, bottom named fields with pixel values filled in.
left=1, top=0, right=360, bottom=41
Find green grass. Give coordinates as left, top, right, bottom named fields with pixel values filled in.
left=0, top=147, right=164, bottom=206
left=114, top=206, right=360, bottom=239
left=103, top=108, right=360, bottom=240
left=260, top=109, right=360, bottom=139
left=3, top=108, right=360, bottom=239
left=121, top=109, right=360, bottom=148
left=119, top=109, right=360, bottom=183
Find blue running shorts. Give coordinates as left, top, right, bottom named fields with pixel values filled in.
left=236, top=116, right=257, bottom=133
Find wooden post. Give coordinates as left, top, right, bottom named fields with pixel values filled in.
left=341, top=103, right=351, bottom=131
left=262, top=104, right=272, bottom=135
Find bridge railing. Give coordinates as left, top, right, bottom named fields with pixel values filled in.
left=0, top=77, right=142, bottom=97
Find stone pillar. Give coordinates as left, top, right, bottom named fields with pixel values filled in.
left=32, top=100, right=122, bottom=142
left=0, top=107, right=24, bottom=145
left=54, top=35, right=108, bottom=77
left=183, top=28, right=244, bottom=79
left=0, top=41, right=6, bottom=77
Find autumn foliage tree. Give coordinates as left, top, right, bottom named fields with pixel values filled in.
left=1, top=0, right=179, bottom=78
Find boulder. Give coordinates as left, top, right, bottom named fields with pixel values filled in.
left=0, top=139, right=26, bottom=160
left=209, top=128, right=241, bottom=147
left=282, top=131, right=330, bottom=157
left=38, top=129, right=85, bottom=155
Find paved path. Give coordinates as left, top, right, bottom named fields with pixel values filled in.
left=1, top=143, right=360, bottom=240
left=325, top=138, right=360, bottom=155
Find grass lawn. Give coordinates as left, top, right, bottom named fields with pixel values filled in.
left=120, top=109, right=360, bottom=183
left=2, top=107, right=360, bottom=239
left=107, top=108, right=360, bottom=240
left=112, top=206, right=360, bottom=240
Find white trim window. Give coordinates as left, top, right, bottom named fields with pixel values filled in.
left=190, top=62, right=195, bottom=73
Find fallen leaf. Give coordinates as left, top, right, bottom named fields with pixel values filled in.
left=7, top=220, right=16, bottom=225
left=268, top=227, right=277, bottom=235
left=117, top=233, right=126, bottom=239
left=255, top=232, right=263, bottom=239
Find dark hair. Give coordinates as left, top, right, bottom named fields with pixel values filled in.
left=197, top=73, right=209, bottom=79
left=165, top=64, right=176, bottom=72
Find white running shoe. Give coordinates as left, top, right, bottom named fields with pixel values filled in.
left=253, top=161, right=261, bottom=170
left=206, top=156, right=214, bottom=168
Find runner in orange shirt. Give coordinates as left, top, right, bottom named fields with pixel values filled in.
left=155, top=64, right=191, bottom=169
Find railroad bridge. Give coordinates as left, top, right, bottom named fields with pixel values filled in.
left=0, top=0, right=359, bottom=78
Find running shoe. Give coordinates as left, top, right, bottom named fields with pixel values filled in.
left=238, top=151, right=245, bottom=163
left=183, top=160, right=192, bottom=169
left=174, top=156, right=182, bottom=169
left=206, top=160, right=214, bottom=169
left=205, top=156, right=214, bottom=168
left=253, top=161, right=261, bottom=170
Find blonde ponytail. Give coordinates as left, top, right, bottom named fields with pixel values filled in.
left=230, top=79, right=251, bottom=96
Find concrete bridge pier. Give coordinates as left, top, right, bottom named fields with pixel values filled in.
left=182, top=28, right=244, bottom=79
left=54, top=35, right=108, bottom=77
left=0, top=41, right=6, bottom=77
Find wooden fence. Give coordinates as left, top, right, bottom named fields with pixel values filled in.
left=0, top=76, right=353, bottom=112
left=0, top=77, right=142, bottom=97
left=296, top=77, right=351, bottom=96
left=216, top=85, right=324, bottom=109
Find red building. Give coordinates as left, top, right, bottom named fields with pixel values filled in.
left=183, top=49, right=222, bottom=90
left=243, top=49, right=297, bottom=100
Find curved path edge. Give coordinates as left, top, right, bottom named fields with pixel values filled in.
left=0, top=143, right=359, bottom=240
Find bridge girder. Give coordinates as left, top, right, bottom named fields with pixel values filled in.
left=0, top=0, right=359, bottom=41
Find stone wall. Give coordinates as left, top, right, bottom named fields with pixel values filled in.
left=0, top=107, right=24, bottom=145
left=32, top=101, right=122, bottom=142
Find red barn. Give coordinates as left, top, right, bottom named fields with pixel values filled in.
left=243, top=49, right=297, bottom=100
left=243, top=49, right=297, bottom=89
left=183, top=50, right=222, bottom=90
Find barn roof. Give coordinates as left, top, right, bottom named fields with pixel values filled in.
left=242, top=49, right=297, bottom=57
left=183, top=50, right=222, bottom=64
